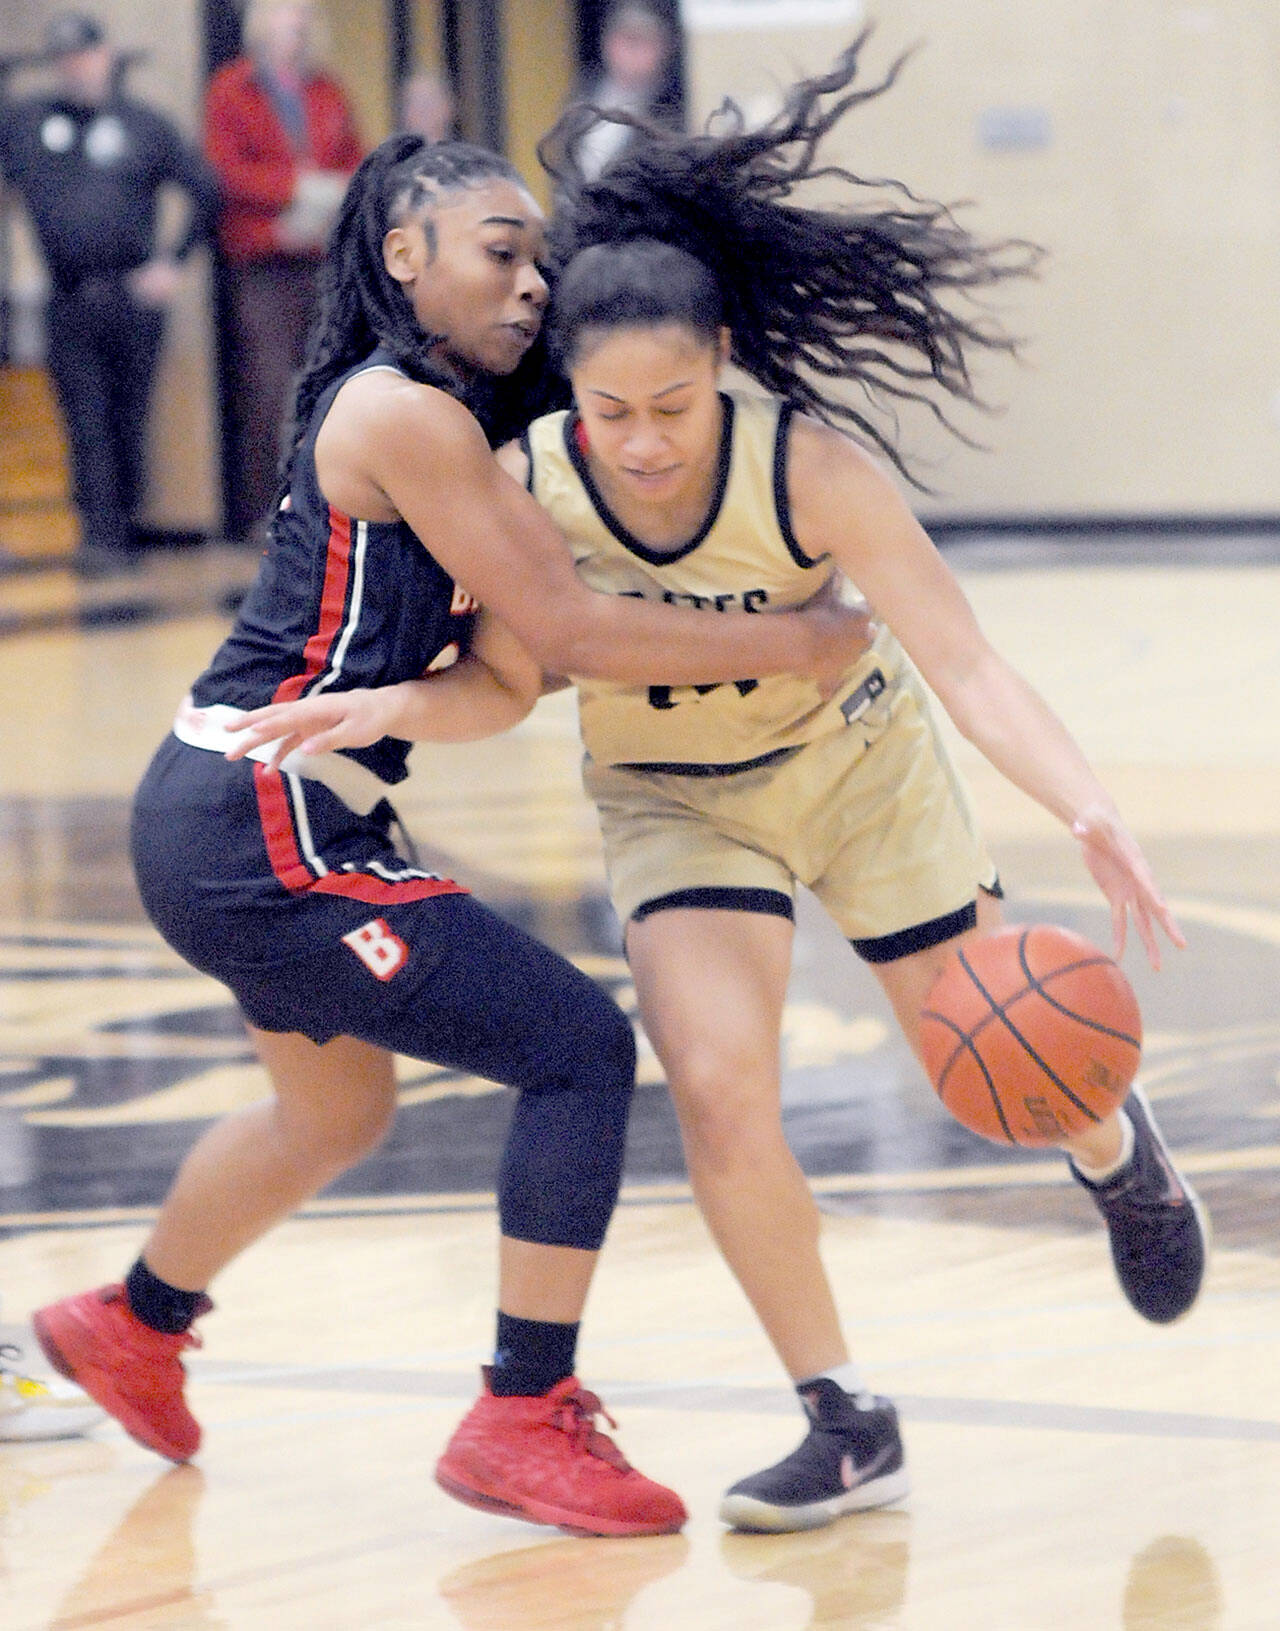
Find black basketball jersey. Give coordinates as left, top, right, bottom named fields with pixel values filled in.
left=193, top=350, right=477, bottom=784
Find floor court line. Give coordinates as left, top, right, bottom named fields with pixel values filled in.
left=180, top=1363, right=1280, bottom=1444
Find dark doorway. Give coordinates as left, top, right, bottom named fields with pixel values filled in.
left=574, top=0, right=685, bottom=123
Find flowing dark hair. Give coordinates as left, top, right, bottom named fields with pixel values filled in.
left=280, top=135, right=563, bottom=492
left=541, top=31, right=1042, bottom=485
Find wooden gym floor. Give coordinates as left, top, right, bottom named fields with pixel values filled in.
left=1, top=530, right=1278, bottom=1629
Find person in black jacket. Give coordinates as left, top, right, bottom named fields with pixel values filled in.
left=0, top=11, right=219, bottom=578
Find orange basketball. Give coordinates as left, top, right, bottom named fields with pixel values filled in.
left=919, top=924, right=1142, bottom=1147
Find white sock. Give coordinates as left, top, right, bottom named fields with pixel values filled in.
left=799, top=1361, right=874, bottom=1406
left=1072, top=1108, right=1135, bottom=1182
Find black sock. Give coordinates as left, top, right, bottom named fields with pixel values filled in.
left=488, top=1311, right=580, bottom=1397
left=124, top=1258, right=208, bottom=1335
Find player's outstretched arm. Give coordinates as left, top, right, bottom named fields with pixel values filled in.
left=786, top=416, right=1184, bottom=968
left=225, top=608, right=542, bottom=764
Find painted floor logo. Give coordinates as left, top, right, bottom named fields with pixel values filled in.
left=1, top=919, right=1277, bottom=1225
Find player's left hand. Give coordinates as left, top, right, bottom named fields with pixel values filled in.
left=224, top=690, right=401, bottom=768
left=1071, top=802, right=1186, bottom=970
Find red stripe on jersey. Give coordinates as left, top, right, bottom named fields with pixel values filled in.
left=314, top=873, right=467, bottom=905
left=274, top=506, right=353, bottom=704
left=253, top=764, right=468, bottom=904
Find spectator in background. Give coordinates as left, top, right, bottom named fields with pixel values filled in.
left=570, top=2, right=681, bottom=181
left=398, top=70, right=456, bottom=143
left=204, top=0, right=362, bottom=549
left=0, top=10, right=219, bottom=579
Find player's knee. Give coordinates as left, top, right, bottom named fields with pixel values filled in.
left=667, top=1040, right=770, bottom=1122
left=672, top=1069, right=781, bottom=1167
left=562, top=992, right=637, bottom=1100
left=345, top=1090, right=398, bottom=1159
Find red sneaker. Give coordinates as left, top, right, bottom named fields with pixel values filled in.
left=435, top=1369, right=687, bottom=1537
left=32, top=1284, right=209, bottom=1463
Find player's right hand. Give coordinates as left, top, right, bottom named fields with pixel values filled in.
left=1071, top=802, right=1187, bottom=971
left=799, top=571, right=878, bottom=697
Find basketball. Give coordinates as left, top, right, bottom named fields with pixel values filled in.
left=919, top=924, right=1142, bottom=1147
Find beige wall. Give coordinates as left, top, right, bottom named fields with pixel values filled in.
left=410, top=0, right=447, bottom=77
left=324, top=0, right=392, bottom=150
left=682, top=0, right=1280, bottom=520
left=10, top=1, right=1274, bottom=525
left=503, top=0, right=576, bottom=212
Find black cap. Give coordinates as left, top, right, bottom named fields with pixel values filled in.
left=43, top=12, right=106, bottom=58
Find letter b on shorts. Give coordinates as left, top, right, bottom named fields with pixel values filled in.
left=342, top=918, right=409, bottom=980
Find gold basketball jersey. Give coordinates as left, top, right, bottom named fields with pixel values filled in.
left=525, top=389, right=903, bottom=767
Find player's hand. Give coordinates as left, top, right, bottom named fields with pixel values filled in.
left=798, top=572, right=878, bottom=697
left=128, top=258, right=182, bottom=307
left=224, top=690, right=401, bottom=768
left=1071, top=802, right=1186, bottom=970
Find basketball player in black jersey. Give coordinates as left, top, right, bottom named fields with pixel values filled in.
left=29, top=135, right=871, bottom=1537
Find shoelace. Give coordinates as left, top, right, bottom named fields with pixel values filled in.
left=128, top=1325, right=204, bottom=1363
left=1112, top=1143, right=1184, bottom=1202
left=1101, top=1163, right=1194, bottom=1271
left=547, top=1384, right=632, bottom=1471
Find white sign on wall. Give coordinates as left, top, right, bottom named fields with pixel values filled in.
left=682, top=0, right=864, bottom=31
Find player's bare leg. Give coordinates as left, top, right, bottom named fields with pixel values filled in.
left=626, top=906, right=905, bottom=1531
left=33, top=1030, right=399, bottom=1460
left=626, top=907, right=845, bottom=1381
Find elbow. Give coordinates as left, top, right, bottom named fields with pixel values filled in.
left=929, top=645, right=1003, bottom=736
left=498, top=681, right=540, bottom=730
left=518, top=601, right=600, bottom=677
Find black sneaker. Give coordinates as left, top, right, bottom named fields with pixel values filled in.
left=1069, top=1084, right=1209, bottom=1324
left=719, top=1381, right=909, bottom=1533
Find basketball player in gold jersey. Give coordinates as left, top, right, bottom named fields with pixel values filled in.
left=229, top=38, right=1208, bottom=1533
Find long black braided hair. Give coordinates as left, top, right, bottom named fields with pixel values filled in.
left=280, top=134, right=565, bottom=497
left=540, top=31, right=1041, bottom=486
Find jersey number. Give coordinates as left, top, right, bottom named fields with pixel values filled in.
left=647, top=679, right=759, bottom=711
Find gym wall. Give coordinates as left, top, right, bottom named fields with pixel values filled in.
left=683, top=0, right=1280, bottom=523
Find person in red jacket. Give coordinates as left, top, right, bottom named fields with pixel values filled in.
left=204, top=0, right=362, bottom=546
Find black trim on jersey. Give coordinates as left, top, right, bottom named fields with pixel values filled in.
left=518, top=429, right=534, bottom=492
left=773, top=402, right=826, bottom=569
left=851, top=901, right=977, bottom=964
left=563, top=394, right=736, bottom=566
left=632, top=886, right=794, bottom=923
left=619, top=745, right=801, bottom=777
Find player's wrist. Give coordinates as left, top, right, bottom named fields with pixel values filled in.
left=1069, top=796, right=1123, bottom=838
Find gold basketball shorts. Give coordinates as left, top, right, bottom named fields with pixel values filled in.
left=582, top=668, right=999, bottom=962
